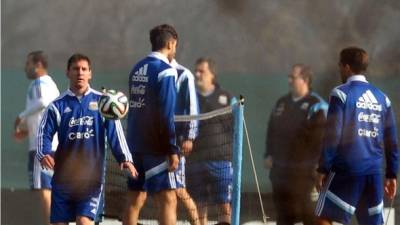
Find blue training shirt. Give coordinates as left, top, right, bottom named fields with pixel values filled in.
left=318, top=75, right=399, bottom=178
left=127, top=52, right=179, bottom=155
left=37, top=88, right=133, bottom=193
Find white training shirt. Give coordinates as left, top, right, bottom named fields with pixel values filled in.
left=19, top=75, right=60, bottom=151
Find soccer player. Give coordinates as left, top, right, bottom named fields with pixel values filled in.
left=37, top=53, right=137, bottom=225
left=264, top=64, right=328, bottom=225
left=123, top=24, right=180, bottom=225
left=14, top=51, right=60, bottom=225
left=315, top=47, right=399, bottom=225
left=171, top=58, right=200, bottom=225
left=187, top=57, right=235, bottom=225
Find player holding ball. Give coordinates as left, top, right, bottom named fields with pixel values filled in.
left=37, top=53, right=137, bottom=225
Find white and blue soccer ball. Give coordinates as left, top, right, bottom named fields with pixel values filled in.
left=98, top=89, right=129, bottom=120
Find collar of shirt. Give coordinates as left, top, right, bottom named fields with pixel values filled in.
left=347, top=74, right=368, bottom=83
left=170, top=59, right=189, bottom=76
left=34, top=74, right=52, bottom=83
left=170, top=59, right=178, bottom=68
left=148, top=51, right=170, bottom=65
left=38, top=74, right=50, bottom=80
left=66, top=86, right=93, bottom=97
left=291, top=95, right=304, bottom=102
left=198, top=85, right=216, bottom=97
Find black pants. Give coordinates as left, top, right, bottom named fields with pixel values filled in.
left=270, top=171, right=316, bottom=225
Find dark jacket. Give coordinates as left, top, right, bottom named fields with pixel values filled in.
left=190, top=85, right=234, bottom=162
left=266, top=92, right=328, bottom=178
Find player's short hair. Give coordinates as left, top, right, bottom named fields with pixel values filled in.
left=149, top=24, right=178, bottom=51
left=293, top=63, right=313, bottom=87
left=28, top=51, right=48, bottom=69
left=340, top=47, right=368, bottom=74
left=67, top=53, right=91, bottom=70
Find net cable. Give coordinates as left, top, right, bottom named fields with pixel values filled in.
left=175, top=105, right=232, bottom=122
left=243, top=116, right=269, bottom=224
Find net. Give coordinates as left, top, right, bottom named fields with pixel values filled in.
left=104, top=100, right=244, bottom=225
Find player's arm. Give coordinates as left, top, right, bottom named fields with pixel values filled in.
left=384, top=98, right=399, bottom=179
left=158, top=68, right=179, bottom=171
left=17, top=81, right=54, bottom=121
left=264, top=102, right=279, bottom=169
left=316, top=90, right=345, bottom=190
left=383, top=97, right=399, bottom=199
left=317, top=97, right=343, bottom=174
left=186, top=72, right=199, bottom=141
left=304, top=101, right=329, bottom=165
left=14, top=118, right=28, bottom=141
left=15, top=81, right=56, bottom=138
left=104, top=119, right=137, bottom=178
left=36, top=104, right=59, bottom=169
left=180, top=72, right=199, bottom=155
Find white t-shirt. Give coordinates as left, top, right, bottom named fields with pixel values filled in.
left=19, top=75, right=60, bottom=151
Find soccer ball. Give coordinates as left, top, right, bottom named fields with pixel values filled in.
left=98, top=89, right=129, bottom=120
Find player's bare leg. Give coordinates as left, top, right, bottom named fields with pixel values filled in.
left=76, top=215, right=94, bottom=225
left=122, top=190, right=147, bottom=225
left=217, top=203, right=231, bottom=224
left=155, top=189, right=177, bottom=225
left=176, top=187, right=200, bottom=225
left=316, top=217, right=333, bottom=225
left=37, top=189, right=52, bottom=225
left=197, top=204, right=208, bottom=225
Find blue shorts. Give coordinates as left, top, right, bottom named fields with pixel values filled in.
left=94, top=190, right=104, bottom=222
left=175, top=156, right=186, bottom=188
left=127, top=154, right=177, bottom=193
left=50, top=185, right=103, bottom=223
left=186, top=161, right=233, bottom=204
left=315, top=172, right=384, bottom=225
left=28, top=151, right=53, bottom=190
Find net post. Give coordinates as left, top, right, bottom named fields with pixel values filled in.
left=232, top=95, right=244, bottom=225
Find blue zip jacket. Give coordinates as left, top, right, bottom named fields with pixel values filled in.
left=318, top=75, right=399, bottom=178
left=37, top=88, right=132, bottom=193
left=127, top=52, right=179, bottom=156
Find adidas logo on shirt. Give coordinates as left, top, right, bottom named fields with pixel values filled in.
left=135, top=64, right=148, bottom=76
left=132, top=64, right=149, bottom=82
left=356, top=90, right=382, bottom=111
left=63, top=107, right=72, bottom=113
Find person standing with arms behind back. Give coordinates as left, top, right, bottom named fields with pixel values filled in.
left=315, top=47, right=399, bottom=225
left=187, top=57, right=235, bottom=225
left=264, top=64, right=328, bottom=225
left=123, top=24, right=180, bottom=225
left=14, top=51, right=60, bottom=225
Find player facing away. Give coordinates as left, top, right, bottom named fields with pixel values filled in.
left=315, top=47, right=399, bottom=225
left=187, top=57, right=235, bottom=225
left=123, top=24, right=180, bottom=225
left=14, top=51, right=60, bottom=225
left=37, top=53, right=137, bottom=225
left=171, top=58, right=200, bottom=225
